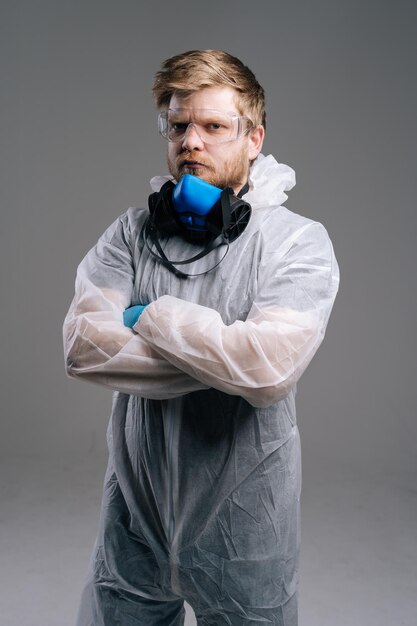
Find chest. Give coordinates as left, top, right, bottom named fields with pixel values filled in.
left=130, top=219, right=264, bottom=324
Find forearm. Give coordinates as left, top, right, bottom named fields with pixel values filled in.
left=136, top=296, right=322, bottom=407
left=63, top=283, right=208, bottom=398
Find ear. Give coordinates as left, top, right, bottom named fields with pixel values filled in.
left=248, top=125, right=265, bottom=161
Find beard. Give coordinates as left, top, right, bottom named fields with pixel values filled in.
left=167, top=146, right=250, bottom=192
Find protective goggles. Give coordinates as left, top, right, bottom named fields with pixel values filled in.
left=158, top=108, right=253, bottom=145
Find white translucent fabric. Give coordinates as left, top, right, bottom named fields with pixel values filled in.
left=63, top=153, right=339, bottom=625
left=64, top=282, right=208, bottom=399
left=135, top=298, right=321, bottom=407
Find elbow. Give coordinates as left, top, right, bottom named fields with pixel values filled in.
left=244, top=380, right=294, bottom=408
left=65, top=355, right=77, bottom=380
left=64, top=349, right=84, bottom=382
left=63, top=329, right=85, bottom=381
left=243, top=362, right=306, bottom=407
left=63, top=319, right=79, bottom=380
left=63, top=319, right=92, bottom=381
left=249, top=333, right=323, bottom=407
left=64, top=353, right=98, bottom=386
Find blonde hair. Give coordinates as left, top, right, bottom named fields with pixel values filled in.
left=152, top=50, right=266, bottom=128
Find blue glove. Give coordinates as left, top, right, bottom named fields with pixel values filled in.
left=123, top=305, right=148, bottom=328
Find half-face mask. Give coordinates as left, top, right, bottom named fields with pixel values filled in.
left=141, top=174, right=251, bottom=279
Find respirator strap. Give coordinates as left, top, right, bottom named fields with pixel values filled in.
left=208, top=182, right=249, bottom=236
left=141, top=220, right=229, bottom=279
left=221, top=188, right=232, bottom=231
left=141, top=179, right=250, bottom=279
left=238, top=182, right=250, bottom=198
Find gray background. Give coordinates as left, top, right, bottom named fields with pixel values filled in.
left=1, top=1, right=416, bottom=625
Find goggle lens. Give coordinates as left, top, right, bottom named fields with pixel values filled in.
left=158, top=109, right=252, bottom=145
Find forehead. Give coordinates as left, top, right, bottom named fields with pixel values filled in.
left=169, top=86, right=241, bottom=113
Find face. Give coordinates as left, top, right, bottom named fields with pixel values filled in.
left=166, top=86, right=264, bottom=193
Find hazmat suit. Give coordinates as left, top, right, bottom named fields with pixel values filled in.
left=63, top=154, right=339, bottom=625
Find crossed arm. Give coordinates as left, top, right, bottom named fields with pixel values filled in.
left=64, top=283, right=321, bottom=407
left=63, top=215, right=338, bottom=408
left=63, top=279, right=210, bottom=400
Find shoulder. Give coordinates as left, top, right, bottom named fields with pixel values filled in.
left=98, top=207, right=148, bottom=243
left=122, top=207, right=149, bottom=232
left=252, top=204, right=333, bottom=251
left=253, top=206, right=338, bottom=283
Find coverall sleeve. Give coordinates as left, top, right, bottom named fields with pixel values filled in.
left=135, top=221, right=339, bottom=408
left=63, top=215, right=208, bottom=398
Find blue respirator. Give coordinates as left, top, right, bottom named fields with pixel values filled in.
left=172, top=174, right=223, bottom=233
left=142, top=174, right=251, bottom=278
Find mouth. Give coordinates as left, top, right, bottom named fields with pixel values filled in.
left=180, top=160, right=208, bottom=170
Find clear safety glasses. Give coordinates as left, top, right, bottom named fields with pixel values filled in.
left=158, top=109, right=254, bottom=145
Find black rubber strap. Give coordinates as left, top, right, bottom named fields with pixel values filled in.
left=140, top=220, right=230, bottom=278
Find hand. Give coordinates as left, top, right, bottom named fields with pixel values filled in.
left=123, top=305, right=148, bottom=328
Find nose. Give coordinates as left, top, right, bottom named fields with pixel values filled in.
left=181, top=123, right=205, bottom=151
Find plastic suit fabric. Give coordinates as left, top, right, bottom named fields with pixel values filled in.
left=63, top=154, right=339, bottom=625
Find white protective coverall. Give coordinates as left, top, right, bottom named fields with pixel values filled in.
left=63, top=154, right=339, bottom=626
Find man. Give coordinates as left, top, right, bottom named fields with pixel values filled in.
left=63, top=50, right=339, bottom=626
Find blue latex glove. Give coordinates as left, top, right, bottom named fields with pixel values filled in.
left=123, top=305, right=148, bottom=328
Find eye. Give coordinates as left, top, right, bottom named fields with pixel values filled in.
left=205, top=122, right=227, bottom=133
left=170, top=122, right=188, bottom=132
